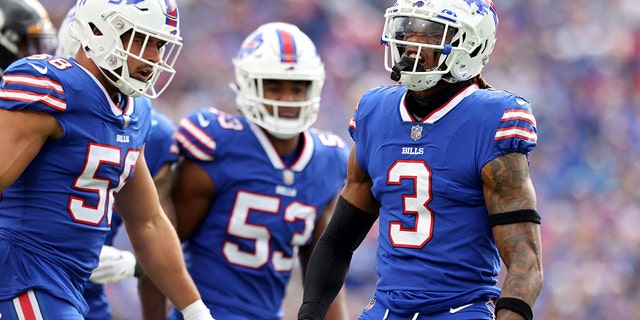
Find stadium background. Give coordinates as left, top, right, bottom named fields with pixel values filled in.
left=39, top=0, right=640, bottom=319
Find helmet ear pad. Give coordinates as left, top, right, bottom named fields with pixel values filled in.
left=445, top=32, right=495, bottom=82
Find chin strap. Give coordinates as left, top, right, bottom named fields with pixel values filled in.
left=390, top=53, right=425, bottom=82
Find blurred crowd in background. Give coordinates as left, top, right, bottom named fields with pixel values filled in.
left=40, top=0, right=640, bottom=319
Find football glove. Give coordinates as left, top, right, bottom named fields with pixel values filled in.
left=89, top=245, right=139, bottom=284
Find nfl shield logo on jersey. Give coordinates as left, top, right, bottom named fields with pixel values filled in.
left=364, top=298, right=376, bottom=312
left=486, top=298, right=496, bottom=315
left=282, top=169, right=295, bottom=185
left=411, top=124, right=423, bottom=141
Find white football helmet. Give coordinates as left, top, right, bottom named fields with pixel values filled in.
left=71, top=0, right=182, bottom=98
left=382, top=0, right=498, bottom=91
left=55, top=7, right=78, bottom=58
left=232, top=22, right=325, bottom=139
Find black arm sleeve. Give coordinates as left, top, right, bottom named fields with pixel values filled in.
left=298, top=196, right=377, bottom=320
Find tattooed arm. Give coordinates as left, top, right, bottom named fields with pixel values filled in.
left=482, top=153, right=543, bottom=320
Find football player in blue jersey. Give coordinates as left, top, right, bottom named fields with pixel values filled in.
left=56, top=6, right=180, bottom=320
left=138, top=22, right=350, bottom=320
left=298, top=1, right=543, bottom=320
left=56, top=7, right=178, bottom=320
left=0, top=0, right=214, bottom=319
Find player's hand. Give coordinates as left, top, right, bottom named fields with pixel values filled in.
left=89, top=245, right=138, bottom=284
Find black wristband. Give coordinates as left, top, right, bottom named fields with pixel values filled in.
left=489, top=209, right=541, bottom=227
left=133, top=258, right=144, bottom=278
left=495, top=297, right=533, bottom=320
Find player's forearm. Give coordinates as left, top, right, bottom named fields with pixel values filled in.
left=298, top=228, right=351, bottom=319
left=299, top=196, right=376, bottom=319
left=495, top=224, right=543, bottom=320
left=497, top=272, right=543, bottom=320
left=499, top=268, right=543, bottom=305
left=128, top=213, right=201, bottom=310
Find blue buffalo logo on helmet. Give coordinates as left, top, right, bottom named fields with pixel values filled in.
left=237, top=33, right=264, bottom=59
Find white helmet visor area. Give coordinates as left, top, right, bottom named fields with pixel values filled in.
left=386, top=16, right=457, bottom=73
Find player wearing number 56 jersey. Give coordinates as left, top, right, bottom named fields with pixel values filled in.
left=299, top=1, right=543, bottom=320
left=54, top=6, right=182, bottom=319
left=0, top=0, right=213, bottom=318
left=0, top=55, right=152, bottom=315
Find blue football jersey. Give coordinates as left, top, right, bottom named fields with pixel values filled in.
left=349, top=84, right=537, bottom=313
left=83, top=106, right=178, bottom=320
left=0, top=55, right=152, bottom=315
left=104, top=107, right=178, bottom=245
left=145, top=108, right=179, bottom=179
left=173, top=107, right=349, bottom=320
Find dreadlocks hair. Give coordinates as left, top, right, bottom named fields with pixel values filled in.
left=472, top=73, right=493, bottom=89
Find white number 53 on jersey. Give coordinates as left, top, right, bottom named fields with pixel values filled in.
left=223, top=191, right=316, bottom=271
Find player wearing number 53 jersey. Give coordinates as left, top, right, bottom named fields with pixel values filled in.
left=171, top=107, right=349, bottom=319
left=299, top=1, right=543, bottom=320
left=137, top=22, right=350, bottom=320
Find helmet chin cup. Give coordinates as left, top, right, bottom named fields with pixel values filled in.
left=268, top=130, right=298, bottom=140
left=400, top=72, right=442, bottom=91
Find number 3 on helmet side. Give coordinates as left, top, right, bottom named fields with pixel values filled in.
left=387, top=160, right=433, bottom=248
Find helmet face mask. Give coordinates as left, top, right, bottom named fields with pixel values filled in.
left=232, top=22, right=325, bottom=139
left=72, top=0, right=182, bottom=98
left=382, top=0, right=498, bottom=91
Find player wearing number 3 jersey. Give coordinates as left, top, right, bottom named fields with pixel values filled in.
left=299, top=1, right=543, bottom=320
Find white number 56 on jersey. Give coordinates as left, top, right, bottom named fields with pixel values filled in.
left=69, top=143, right=139, bottom=226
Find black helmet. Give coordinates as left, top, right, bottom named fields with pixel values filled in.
left=0, top=0, right=57, bottom=71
